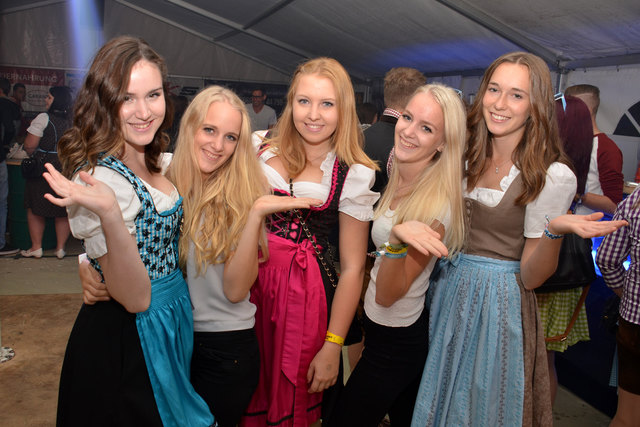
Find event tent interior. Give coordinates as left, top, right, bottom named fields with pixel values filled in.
left=4, top=0, right=640, bottom=79
left=3, top=0, right=640, bottom=180
left=2, top=0, right=640, bottom=420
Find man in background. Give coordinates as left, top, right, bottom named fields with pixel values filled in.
left=10, top=83, right=26, bottom=106
left=0, top=78, right=21, bottom=255
left=363, top=67, right=426, bottom=193
left=10, top=83, right=26, bottom=139
left=246, top=87, right=277, bottom=132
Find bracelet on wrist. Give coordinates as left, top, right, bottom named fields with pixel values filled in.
left=383, top=250, right=408, bottom=258
left=383, top=241, right=408, bottom=253
left=325, top=331, right=345, bottom=347
left=384, top=242, right=408, bottom=258
left=367, top=241, right=409, bottom=258
left=544, top=215, right=563, bottom=240
left=366, top=249, right=409, bottom=258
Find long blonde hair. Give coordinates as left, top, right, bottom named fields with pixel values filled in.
left=168, top=86, right=268, bottom=274
left=376, top=84, right=466, bottom=255
left=267, top=57, right=377, bottom=177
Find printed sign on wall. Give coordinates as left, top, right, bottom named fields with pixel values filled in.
left=0, top=66, right=66, bottom=112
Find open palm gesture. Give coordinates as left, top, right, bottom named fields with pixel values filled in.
left=43, top=163, right=120, bottom=220
left=548, top=212, right=627, bottom=238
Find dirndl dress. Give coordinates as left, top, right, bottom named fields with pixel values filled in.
left=411, top=174, right=552, bottom=427
left=241, top=159, right=348, bottom=427
left=57, top=156, right=213, bottom=427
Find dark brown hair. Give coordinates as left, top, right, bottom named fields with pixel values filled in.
left=58, top=36, right=172, bottom=177
left=555, top=95, right=592, bottom=195
left=48, top=86, right=73, bottom=120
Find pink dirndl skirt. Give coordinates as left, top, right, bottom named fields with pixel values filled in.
left=241, top=233, right=328, bottom=427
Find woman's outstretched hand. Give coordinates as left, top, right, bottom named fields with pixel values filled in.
left=251, top=194, right=323, bottom=218
left=390, top=220, right=449, bottom=259
left=547, top=212, right=628, bottom=238
left=43, top=163, right=120, bottom=221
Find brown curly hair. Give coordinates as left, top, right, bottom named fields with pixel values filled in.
left=58, top=36, right=173, bottom=177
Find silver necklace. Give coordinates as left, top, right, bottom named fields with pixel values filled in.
left=491, top=157, right=511, bottom=174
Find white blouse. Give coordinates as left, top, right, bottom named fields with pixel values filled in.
left=364, top=208, right=451, bottom=327
left=576, top=136, right=604, bottom=215
left=26, top=113, right=48, bottom=137
left=67, top=153, right=178, bottom=259
left=252, top=131, right=379, bottom=221
left=465, top=162, right=576, bottom=238
left=186, top=242, right=256, bottom=332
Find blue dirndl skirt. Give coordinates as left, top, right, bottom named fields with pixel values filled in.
left=137, top=268, right=214, bottom=427
left=411, top=254, right=525, bottom=427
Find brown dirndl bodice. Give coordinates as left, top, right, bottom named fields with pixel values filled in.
left=463, top=173, right=526, bottom=260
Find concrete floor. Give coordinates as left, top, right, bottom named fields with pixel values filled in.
left=0, top=237, right=614, bottom=426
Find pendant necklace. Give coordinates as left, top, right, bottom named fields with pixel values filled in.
left=491, top=157, right=511, bottom=174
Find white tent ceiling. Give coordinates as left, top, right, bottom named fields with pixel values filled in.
left=2, top=0, right=640, bottom=180
left=2, top=0, right=640, bottom=82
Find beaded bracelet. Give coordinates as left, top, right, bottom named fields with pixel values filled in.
left=544, top=215, right=563, bottom=240
left=325, top=331, right=345, bottom=347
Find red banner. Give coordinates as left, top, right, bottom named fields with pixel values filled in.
left=0, top=66, right=66, bottom=112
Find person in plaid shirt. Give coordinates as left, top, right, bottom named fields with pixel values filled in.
left=596, top=188, right=640, bottom=426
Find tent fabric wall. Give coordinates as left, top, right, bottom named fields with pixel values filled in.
left=564, top=65, right=640, bottom=136
left=564, top=65, right=640, bottom=181
left=1, top=3, right=78, bottom=69
left=104, top=1, right=291, bottom=84
left=3, top=0, right=640, bottom=80
left=2, top=0, right=639, bottom=181
left=1, top=1, right=292, bottom=84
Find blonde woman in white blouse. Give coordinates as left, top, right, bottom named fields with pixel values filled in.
left=329, top=84, right=466, bottom=427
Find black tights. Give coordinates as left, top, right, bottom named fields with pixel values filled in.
left=328, top=309, right=429, bottom=427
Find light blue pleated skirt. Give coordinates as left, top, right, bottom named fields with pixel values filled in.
left=137, top=268, right=214, bottom=427
left=411, top=254, right=525, bottom=427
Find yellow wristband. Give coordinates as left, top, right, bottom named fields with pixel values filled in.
left=325, top=331, right=345, bottom=347
left=383, top=241, right=408, bottom=254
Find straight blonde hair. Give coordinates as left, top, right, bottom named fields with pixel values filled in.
left=376, top=84, right=466, bottom=255
left=168, top=86, right=268, bottom=274
left=267, top=57, right=377, bottom=177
